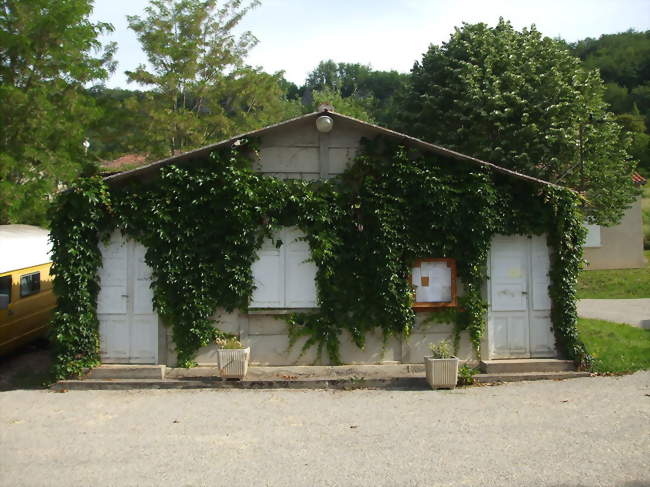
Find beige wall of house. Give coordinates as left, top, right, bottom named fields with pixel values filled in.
left=583, top=197, right=646, bottom=270
left=165, top=310, right=478, bottom=367
left=161, top=116, right=478, bottom=367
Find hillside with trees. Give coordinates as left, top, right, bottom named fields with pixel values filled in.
left=570, top=30, right=650, bottom=175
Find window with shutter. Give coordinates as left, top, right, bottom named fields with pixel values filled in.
left=250, top=227, right=318, bottom=308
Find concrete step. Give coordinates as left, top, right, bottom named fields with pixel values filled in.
left=476, top=371, right=590, bottom=383
left=480, top=359, right=576, bottom=374
left=53, top=370, right=591, bottom=391
left=54, top=377, right=428, bottom=391
left=166, top=364, right=425, bottom=380
left=84, top=365, right=166, bottom=380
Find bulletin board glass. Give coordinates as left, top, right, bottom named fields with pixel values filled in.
left=410, top=258, right=457, bottom=310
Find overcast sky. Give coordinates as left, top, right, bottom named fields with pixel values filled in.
left=91, top=0, right=650, bottom=89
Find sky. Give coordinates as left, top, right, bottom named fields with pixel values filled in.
left=91, top=0, right=650, bottom=89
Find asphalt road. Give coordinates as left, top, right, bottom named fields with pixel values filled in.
left=1, top=372, right=649, bottom=487
left=578, top=298, right=650, bottom=329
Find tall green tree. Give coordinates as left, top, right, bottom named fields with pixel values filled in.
left=400, top=19, right=638, bottom=225
left=85, top=86, right=149, bottom=162
left=302, top=60, right=407, bottom=127
left=0, top=0, right=115, bottom=225
left=126, top=0, right=298, bottom=159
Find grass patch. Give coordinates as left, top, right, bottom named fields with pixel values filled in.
left=577, top=250, right=650, bottom=298
left=578, top=317, right=650, bottom=373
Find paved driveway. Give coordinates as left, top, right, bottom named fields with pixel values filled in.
left=578, top=298, right=650, bottom=328
left=1, top=372, right=649, bottom=487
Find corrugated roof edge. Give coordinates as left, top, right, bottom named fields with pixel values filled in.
left=103, top=110, right=565, bottom=189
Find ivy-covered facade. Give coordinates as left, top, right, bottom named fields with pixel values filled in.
left=49, top=111, right=591, bottom=378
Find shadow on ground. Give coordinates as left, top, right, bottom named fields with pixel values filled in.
left=0, top=339, right=52, bottom=391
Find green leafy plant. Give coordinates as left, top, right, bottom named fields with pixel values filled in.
left=457, top=364, right=479, bottom=386
left=214, top=336, right=245, bottom=349
left=49, top=134, right=591, bottom=377
left=429, top=340, right=454, bottom=359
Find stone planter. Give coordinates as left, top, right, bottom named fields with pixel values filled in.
left=424, top=356, right=459, bottom=389
left=217, top=347, right=250, bottom=379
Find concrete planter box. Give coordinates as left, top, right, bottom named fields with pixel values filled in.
left=217, top=347, right=250, bottom=379
left=424, top=356, right=459, bottom=389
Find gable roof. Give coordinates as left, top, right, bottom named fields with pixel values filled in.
left=103, top=110, right=562, bottom=188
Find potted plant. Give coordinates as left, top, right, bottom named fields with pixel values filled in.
left=215, top=336, right=250, bottom=379
left=424, top=339, right=459, bottom=389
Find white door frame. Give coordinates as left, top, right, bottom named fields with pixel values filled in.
left=487, top=234, right=556, bottom=359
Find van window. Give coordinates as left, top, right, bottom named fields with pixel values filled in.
left=0, top=275, right=10, bottom=309
left=20, top=272, right=40, bottom=297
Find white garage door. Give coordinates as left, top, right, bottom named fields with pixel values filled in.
left=97, top=231, right=158, bottom=363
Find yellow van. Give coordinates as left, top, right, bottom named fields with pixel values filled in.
left=0, top=225, right=56, bottom=355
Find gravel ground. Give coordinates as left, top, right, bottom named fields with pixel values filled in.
left=1, top=372, right=649, bottom=487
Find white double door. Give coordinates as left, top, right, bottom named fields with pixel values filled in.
left=488, top=234, right=556, bottom=359
left=97, top=231, right=158, bottom=363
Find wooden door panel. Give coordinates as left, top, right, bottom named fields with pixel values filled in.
left=531, top=235, right=552, bottom=311
left=250, top=247, right=283, bottom=307
left=285, top=248, right=317, bottom=307
left=530, top=312, right=555, bottom=357
left=133, top=243, right=154, bottom=315
left=490, top=239, right=528, bottom=312
left=99, top=315, right=130, bottom=362
left=97, top=236, right=128, bottom=314
left=129, top=315, right=158, bottom=363
left=490, top=313, right=530, bottom=358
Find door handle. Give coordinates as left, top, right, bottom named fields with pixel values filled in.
left=121, top=294, right=129, bottom=298
left=521, top=291, right=528, bottom=295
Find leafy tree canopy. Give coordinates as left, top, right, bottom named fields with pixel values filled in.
left=0, top=0, right=116, bottom=225
left=126, top=0, right=299, bottom=159
left=302, top=60, right=407, bottom=127
left=399, top=19, right=639, bottom=225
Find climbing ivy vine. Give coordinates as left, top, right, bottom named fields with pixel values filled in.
left=49, top=136, right=591, bottom=378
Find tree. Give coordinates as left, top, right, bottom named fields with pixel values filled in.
left=85, top=86, right=149, bottom=162
left=0, top=0, right=116, bottom=225
left=126, top=0, right=297, bottom=159
left=400, top=19, right=638, bottom=225
left=302, top=60, right=408, bottom=127
left=309, top=87, right=374, bottom=122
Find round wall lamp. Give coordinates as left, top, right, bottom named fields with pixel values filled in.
left=315, top=115, right=334, bottom=133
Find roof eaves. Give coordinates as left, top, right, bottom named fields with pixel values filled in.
left=328, top=112, right=565, bottom=190
left=103, top=109, right=564, bottom=191
left=102, top=111, right=323, bottom=184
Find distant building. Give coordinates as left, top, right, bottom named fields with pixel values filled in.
left=583, top=172, right=647, bottom=270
